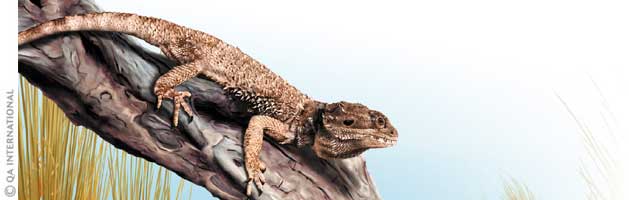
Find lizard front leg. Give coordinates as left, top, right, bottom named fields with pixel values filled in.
left=244, top=115, right=294, bottom=196
left=154, top=61, right=202, bottom=126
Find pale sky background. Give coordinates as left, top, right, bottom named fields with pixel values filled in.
left=94, top=0, right=629, bottom=199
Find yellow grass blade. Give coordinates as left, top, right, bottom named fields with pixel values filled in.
left=502, top=177, right=535, bottom=200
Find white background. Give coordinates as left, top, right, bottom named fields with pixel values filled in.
left=11, top=0, right=629, bottom=199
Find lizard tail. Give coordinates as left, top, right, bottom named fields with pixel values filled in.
left=19, top=12, right=178, bottom=46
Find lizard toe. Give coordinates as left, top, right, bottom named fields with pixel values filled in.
left=246, top=179, right=254, bottom=196
left=172, top=92, right=193, bottom=127
left=245, top=173, right=265, bottom=196
left=245, top=161, right=266, bottom=196
left=259, top=161, right=266, bottom=172
left=155, top=88, right=194, bottom=127
left=278, top=134, right=295, bottom=144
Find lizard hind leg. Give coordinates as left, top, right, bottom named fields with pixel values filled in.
left=154, top=62, right=202, bottom=127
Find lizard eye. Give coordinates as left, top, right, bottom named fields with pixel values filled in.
left=376, top=117, right=386, bottom=128
left=343, top=119, right=354, bottom=126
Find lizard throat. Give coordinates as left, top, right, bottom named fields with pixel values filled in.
left=292, top=101, right=326, bottom=147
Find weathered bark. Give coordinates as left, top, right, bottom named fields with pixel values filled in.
left=17, top=0, right=381, bottom=199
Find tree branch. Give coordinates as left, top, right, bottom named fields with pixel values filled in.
left=17, top=0, right=381, bottom=199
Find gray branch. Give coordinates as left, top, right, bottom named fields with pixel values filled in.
left=17, top=0, right=381, bottom=199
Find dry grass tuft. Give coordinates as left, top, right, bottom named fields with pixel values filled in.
left=18, top=77, right=191, bottom=200
left=556, top=91, right=621, bottom=200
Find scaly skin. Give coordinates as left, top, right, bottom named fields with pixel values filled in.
left=18, top=12, right=398, bottom=197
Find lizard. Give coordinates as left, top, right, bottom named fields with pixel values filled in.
left=18, top=12, right=398, bottom=196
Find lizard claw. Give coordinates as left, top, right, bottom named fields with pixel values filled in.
left=245, top=160, right=266, bottom=196
left=155, top=88, right=193, bottom=127
left=157, top=95, right=163, bottom=109
left=259, top=161, right=266, bottom=172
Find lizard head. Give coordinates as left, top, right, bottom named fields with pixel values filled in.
left=312, top=101, right=398, bottom=159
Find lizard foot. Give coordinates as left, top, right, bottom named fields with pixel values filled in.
left=245, top=160, right=266, bottom=196
left=156, top=88, right=193, bottom=127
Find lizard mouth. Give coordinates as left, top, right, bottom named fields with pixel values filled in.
left=361, top=135, right=397, bottom=148
left=313, top=132, right=397, bottom=159
left=333, top=133, right=397, bottom=148
left=369, top=135, right=397, bottom=147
